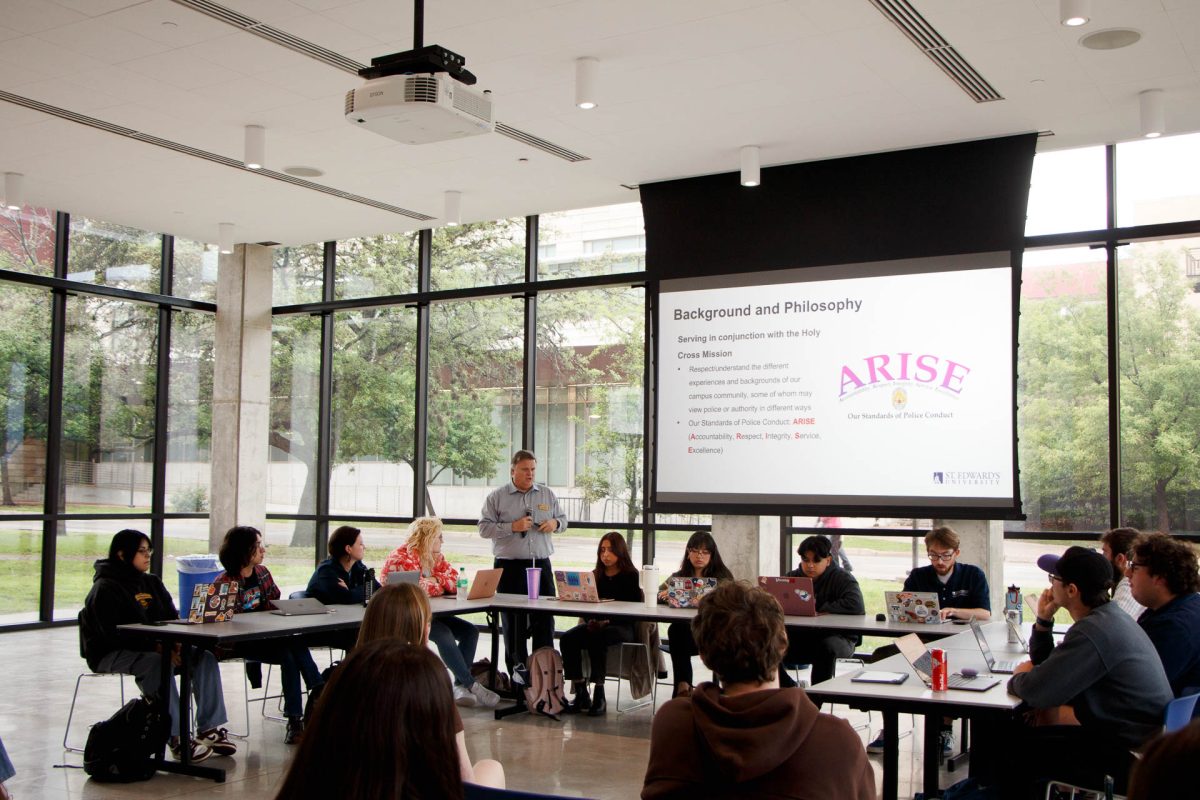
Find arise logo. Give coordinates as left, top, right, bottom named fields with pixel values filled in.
left=839, top=353, right=971, bottom=398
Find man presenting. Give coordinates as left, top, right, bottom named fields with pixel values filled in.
left=1129, top=532, right=1200, bottom=696
left=1100, top=526, right=1145, bottom=619
left=479, top=450, right=567, bottom=673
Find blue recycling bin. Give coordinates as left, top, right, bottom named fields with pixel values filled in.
left=176, top=554, right=223, bottom=618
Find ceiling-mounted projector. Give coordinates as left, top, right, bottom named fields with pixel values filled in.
left=345, top=73, right=494, bottom=144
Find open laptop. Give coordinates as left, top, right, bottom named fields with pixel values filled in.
left=895, top=633, right=1000, bottom=691
left=465, top=567, right=503, bottom=600
left=179, top=581, right=238, bottom=624
left=885, top=590, right=946, bottom=624
left=553, top=570, right=612, bottom=603
left=758, top=575, right=817, bottom=616
left=665, top=577, right=719, bottom=608
left=386, top=570, right=421, bottom=586
left=270, top=597, right=331, bottom=616
left=970, top=619, right=1024, bottom=674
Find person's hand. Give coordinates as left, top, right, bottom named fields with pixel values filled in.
left=337, top=578, right=348, bottom=590
left=939, top=608, right=960, bottom=621
left=1036, top=587, right=1059, bottom=622
left=1012, top=660, right=1034, bottom=675
left=537, top=519, right=558, bottom=533
left=657, top=589, right=669, bottom=602
left=512, top=516, right=533, bottom=533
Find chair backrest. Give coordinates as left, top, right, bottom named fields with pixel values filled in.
left=1164, top=691, right=1200, bottom=733
left=288, top=590, right=308, bottom=599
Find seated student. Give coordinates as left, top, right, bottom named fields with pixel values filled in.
left=1127, top=720, right=1200, bottom=800
left=354, top=582, right=505, bottom=789
left=642, top=581, right=875, bottom=800
left=212, top=525, right=324, bottom=745
left=561, top=532, right=643, bottom=716
left=1100, top=526, right=1146, bottom=619
left=658, top=531, right=735, bottom=698
left=274, top=640, right=479, bottom=800
left=381, top=517, right=500, bottom=709
left=305, top=524, right=380, bottom=605
left=0, top=733, right=12, bottom=800
left=1129, top=532, right=1200, bottom=696
left=79, top=529, right=235, bottom=763
left=976, top=546, right=1173, bottom=797
left=903, top=526, right=991, bottom=621
left=778, top=535, right=865, bottom=688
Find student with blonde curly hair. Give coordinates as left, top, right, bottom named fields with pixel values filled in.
left=381, top=517, right=500, bottom=708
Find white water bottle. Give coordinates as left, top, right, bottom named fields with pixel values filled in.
left=457, top=566, right=468, bottom=600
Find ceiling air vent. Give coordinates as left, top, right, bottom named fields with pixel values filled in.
left=868, top=0, right=1004, bottom=103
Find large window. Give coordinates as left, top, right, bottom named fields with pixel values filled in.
left=330, top=307, right=418, bottom=518
left=538, top=203, right=645, bottom=278
left=270, top=313, right=322, bottom=560
left=0, top=205, right=55, bottom=277
left=1117, top=237, right=1200, bottom=533
left=67, top=217, right=162, bottom=293
left=1017, top=246, right=1110, bottom=531
left=431, top=219, right=525, bottom=290
left=335, top=232, right=418, bottom=299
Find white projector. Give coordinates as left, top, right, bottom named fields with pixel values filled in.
left=345, top=73, right=495, bottom=144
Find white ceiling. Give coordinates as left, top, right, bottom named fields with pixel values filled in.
left=2, top=0, right=1198, bottom=247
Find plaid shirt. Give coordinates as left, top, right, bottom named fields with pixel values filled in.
left=213, top=565, right=280, bottom=613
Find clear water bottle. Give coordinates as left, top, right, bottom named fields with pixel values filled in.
left=457, top=566, right=468, bottom=599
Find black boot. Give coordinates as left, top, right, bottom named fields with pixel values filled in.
left=587, top=684, right=607, bottom=716
left=284, top=715, right=304, bottom=745
left=563, top=680, right=591, bottom=714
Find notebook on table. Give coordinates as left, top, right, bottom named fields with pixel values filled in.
left=665, top=577, right=719, bottom=608
left=885, top=591, right=945, bottom=624
left=269, top=597, right=331, bottom=616
left=970, top=619, right=1024, bottom=674
left=553, top=570, right=612, bottom=603
left=758, top=575, right=817, bottom=616
left=895, top=633, right=999, bottom=691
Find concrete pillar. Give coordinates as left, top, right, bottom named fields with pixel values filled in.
left=935, top=518, right=1005, bottom=617
left=209, top=244, right=273, bottom=551
left=710, top=515, right=781, bottom=582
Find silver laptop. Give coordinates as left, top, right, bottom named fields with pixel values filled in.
left=269, top=597, right=331, bottom=616
left=895, top=633, right=1000, bottom=691
left=386, top=570, right=421, bottom=586
left=970, top=619, right=1023, bottom=674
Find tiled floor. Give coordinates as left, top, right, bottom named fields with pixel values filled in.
left=0, top=627, right=958, bottom=799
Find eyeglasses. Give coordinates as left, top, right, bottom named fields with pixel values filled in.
left=927, top=550, right=956, bottom=562
left=1048, top=574, right=1063, bottom=583
left=136, top=547, right=153, bottom=556
left=687, top=548, right=712, bottom=557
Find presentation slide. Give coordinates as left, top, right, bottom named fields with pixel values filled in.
left=654, top=252, right=1017, bottom=514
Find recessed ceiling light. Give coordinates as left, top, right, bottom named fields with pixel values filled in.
left=283, top=166, right=324, bottom=178
left=1080, top=28, right=1141, bottom=50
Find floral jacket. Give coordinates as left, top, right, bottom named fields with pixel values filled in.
left=380, top=545, right=458, bottom=597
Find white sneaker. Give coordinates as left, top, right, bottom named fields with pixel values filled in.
left=469, top=681, right=501, bottom=709
left=453, top=684, right=478, bottom=707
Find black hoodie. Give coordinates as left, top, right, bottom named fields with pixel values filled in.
left=79, top=558, right=178, bottom=671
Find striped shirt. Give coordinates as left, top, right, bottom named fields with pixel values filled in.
left=1113, top=576, right=1146, bottom=620
left=478, top=481, right=567, bottom=560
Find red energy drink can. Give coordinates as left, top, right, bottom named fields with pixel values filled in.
left=930, top=648, right=948, bottom=691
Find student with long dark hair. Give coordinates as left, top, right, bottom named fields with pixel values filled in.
left=354, top=583, right=505, bottom=788
left=274, top=640, right=466, bottom=800
left=212, top=525, right=324, bottom=745
left=79, top=528, right=235, bottom=763
left=659, top=531, right=734, bottom=698
left=305, top=525, right=379, bottom=605
left=560, top=532, right=643, bottom=716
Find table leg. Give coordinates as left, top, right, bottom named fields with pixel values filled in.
left=882, top=709, right=898, bottom=800
left=147, top=640, right=226, bottom=782
left=923, top=713, right=942, bottom=798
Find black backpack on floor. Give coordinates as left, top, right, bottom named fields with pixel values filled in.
left=83, top=697, right=169, bottom=782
